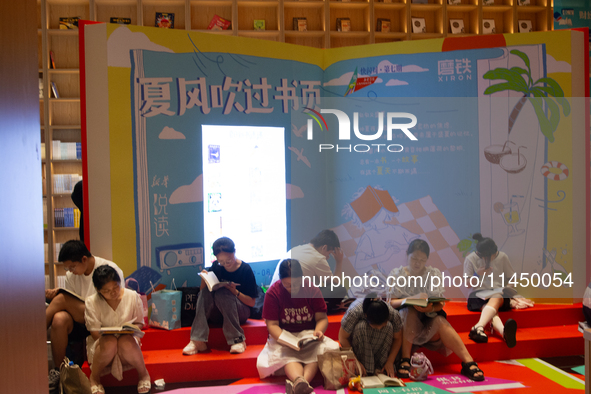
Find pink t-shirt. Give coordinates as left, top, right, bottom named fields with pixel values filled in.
left=262, top=280, right=327, bottom=333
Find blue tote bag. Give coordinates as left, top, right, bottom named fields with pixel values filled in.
left=149, top=280, right=182, bottom=330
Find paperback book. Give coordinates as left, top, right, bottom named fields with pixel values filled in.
left=277, top=330, right=318, bottom=351
left=199, top=271, right=239, bottom=292
left=110, top=17, right=131, bottom=25
left=208, top=15, right=231, bottom=30
left=401, top=297, right=449, bottom=308
left=361, top=374, right=405, bottom=388
left=100, top=323, right=145, bottom=338
left=155, top=12, right=175, bottom=29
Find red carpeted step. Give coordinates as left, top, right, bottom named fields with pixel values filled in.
left=86, top=303, right=586, bottom=387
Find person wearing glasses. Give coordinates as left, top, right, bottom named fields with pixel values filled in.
left=183, top=237, right=257, bottom=355
left=84, top=265, right=150, bottom=394
left=45, top=239, right=124, bottom=393
left=338, top=294, right=402, bottom=377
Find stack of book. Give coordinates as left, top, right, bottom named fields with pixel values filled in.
left=53, top=174, right=83, bottom=194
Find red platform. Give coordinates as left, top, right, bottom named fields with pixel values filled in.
left=83, top=302, right=585, bottom=387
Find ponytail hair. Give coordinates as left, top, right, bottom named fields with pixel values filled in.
left=362, top=292, right=389, bottom=325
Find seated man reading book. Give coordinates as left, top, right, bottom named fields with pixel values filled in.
left=183, top=237, right=257, bottom=355
left=257, top=259, right=339, bottom=394
left=45, top=240, right=124, bottom=393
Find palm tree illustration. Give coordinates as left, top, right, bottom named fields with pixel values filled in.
left=483, top=49, right=570, bottom=143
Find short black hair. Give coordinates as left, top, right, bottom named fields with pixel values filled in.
left=212, top=237, right=236, bottom=256
left=472, top=233, right=498, bottom=257
left=58, top=240, right=92, bottom=263
left=310, top=229, right=340, bottom=250
left=92, top=265, right=121, bottom=292
left=278, top=258, right=303, bottom=279
left=406, top=239, right=430, bottom=258
left=362, top=292, right=389, bottom=325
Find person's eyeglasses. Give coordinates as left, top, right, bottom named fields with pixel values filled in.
left=63, top=263, right=77, bottom=272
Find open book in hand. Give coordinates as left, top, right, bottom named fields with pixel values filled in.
left=99, top=323, right=145, bottom=338
left=55, top=288, right=84, bottom=302
left=473, top=286, right=518, bottom=300
left=401, top=297, right=449, bottom=308
left=199, top=271, right=239, bottom=292
left=360, top=374, right=405, bottom=388
left=277, top=330, right=318, bottom=351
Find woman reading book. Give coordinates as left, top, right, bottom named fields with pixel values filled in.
left=339, top=294, right=403, bottom=377
left=463, top=233, right=520, bottom=347
left=256, top=259, right=339, bottom=394
left=85, top=265, right=150, bottom=394
left=183, top=237, right=257, bottom=355
left=388, top=239, right=485, bottom=381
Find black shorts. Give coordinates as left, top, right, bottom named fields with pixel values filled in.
left=69, top=320, right=90, bottom=342
left=467, top=290, right=511, bottom=312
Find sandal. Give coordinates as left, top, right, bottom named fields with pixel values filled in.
left=90, top=384, right=105, bottom=394
left=293, top=377, right=313, bottom=394
left=396, top=357, right=411, bottom=379
left=469, top=325, right=488, bottom=343
left=138, top=379, right=151, bottom=394
left=461, top=361, right=485, bottom=382
left=503, top=318, right=517, bottom=348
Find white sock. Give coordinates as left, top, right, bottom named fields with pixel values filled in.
left=475, top=305, right=497, bottom=329
left=491, top=315, right=504, bottom=336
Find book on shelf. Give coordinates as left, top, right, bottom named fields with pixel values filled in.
left=254, top=20, right=266, bottom=31
left=412, top=17, right=426, bottom=33
left=401, top=297, right=449, bottom=308
left=199, top=271, right=239, bottom=292
left=337, top=18, right=351, bottom=32
left=50, top=82, right=59, bottom=99
left=208, top=15, right=231, bottom=31
left=482, top=0, right=494, bottom=4
left=360, top=374, right=405, bottom=389
left=110, top=17, right=131, bottom=25
left=518, top=20, right=532, bottom=33
left=517, top=0, right=530, bottom=5
left=39, top=74, right=44, bottom=99
left=293, top=18, right=307, bottom=32
left=482, top=19, right=496, bottom=34
left=376, top=19, right=391, bottom=33
left=99, top=323, right=145, bottom=338
left=277, top=330, right=318, bottom=351
left=155, top=12, right=175, bottom=29
left=448, top=0, right=462, bottom=4
left=59, top=17, right=79, bottom=30
left=49, top=51, right=56, bottom=69
left=449, top=19, right=465, bottom=34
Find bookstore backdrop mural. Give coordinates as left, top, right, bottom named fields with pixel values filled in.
left=83, top=24, right=588, bottom=300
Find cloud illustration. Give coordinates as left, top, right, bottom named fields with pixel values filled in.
left=107, top=26, right=174, bottom=68
left=159, top=126, right=186, bottom=139
left=385, top=79, right=409, bottom=86
left=546, top=54, right=571, bottom=74
left=170, top=175, right=202, bottom=204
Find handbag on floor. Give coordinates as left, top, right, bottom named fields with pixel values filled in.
left=59, top=357, right=91, bottom=394
left=317, top=349, right=362, bottom=389
left=149, top=280, right=182, bottom=330
left=409, top=352, right=433, bottom=381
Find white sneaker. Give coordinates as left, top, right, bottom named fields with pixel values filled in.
left=230, top=341, right=246, bottom=354
left=48, top=369, right=60, bottom=392
left=182, top=340, right=207, bottom=355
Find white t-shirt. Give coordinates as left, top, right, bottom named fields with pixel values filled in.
left=270, top=244, right=332, bottom=285
left=65, top=256, right=125, bottom=301
left=463, top=251, right=515, bottom=289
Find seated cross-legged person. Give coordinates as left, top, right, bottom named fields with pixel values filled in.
left=45, top=240, right=124, bottom=392
left=389, top=239, right=485, bottom=382
left=183, top=237, right=257, bottom=355
left=85, top=265, right=150, bottom=394
left=339, top=294, right=402, bottom=377
left=257, top=259, right=339, bottom=394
